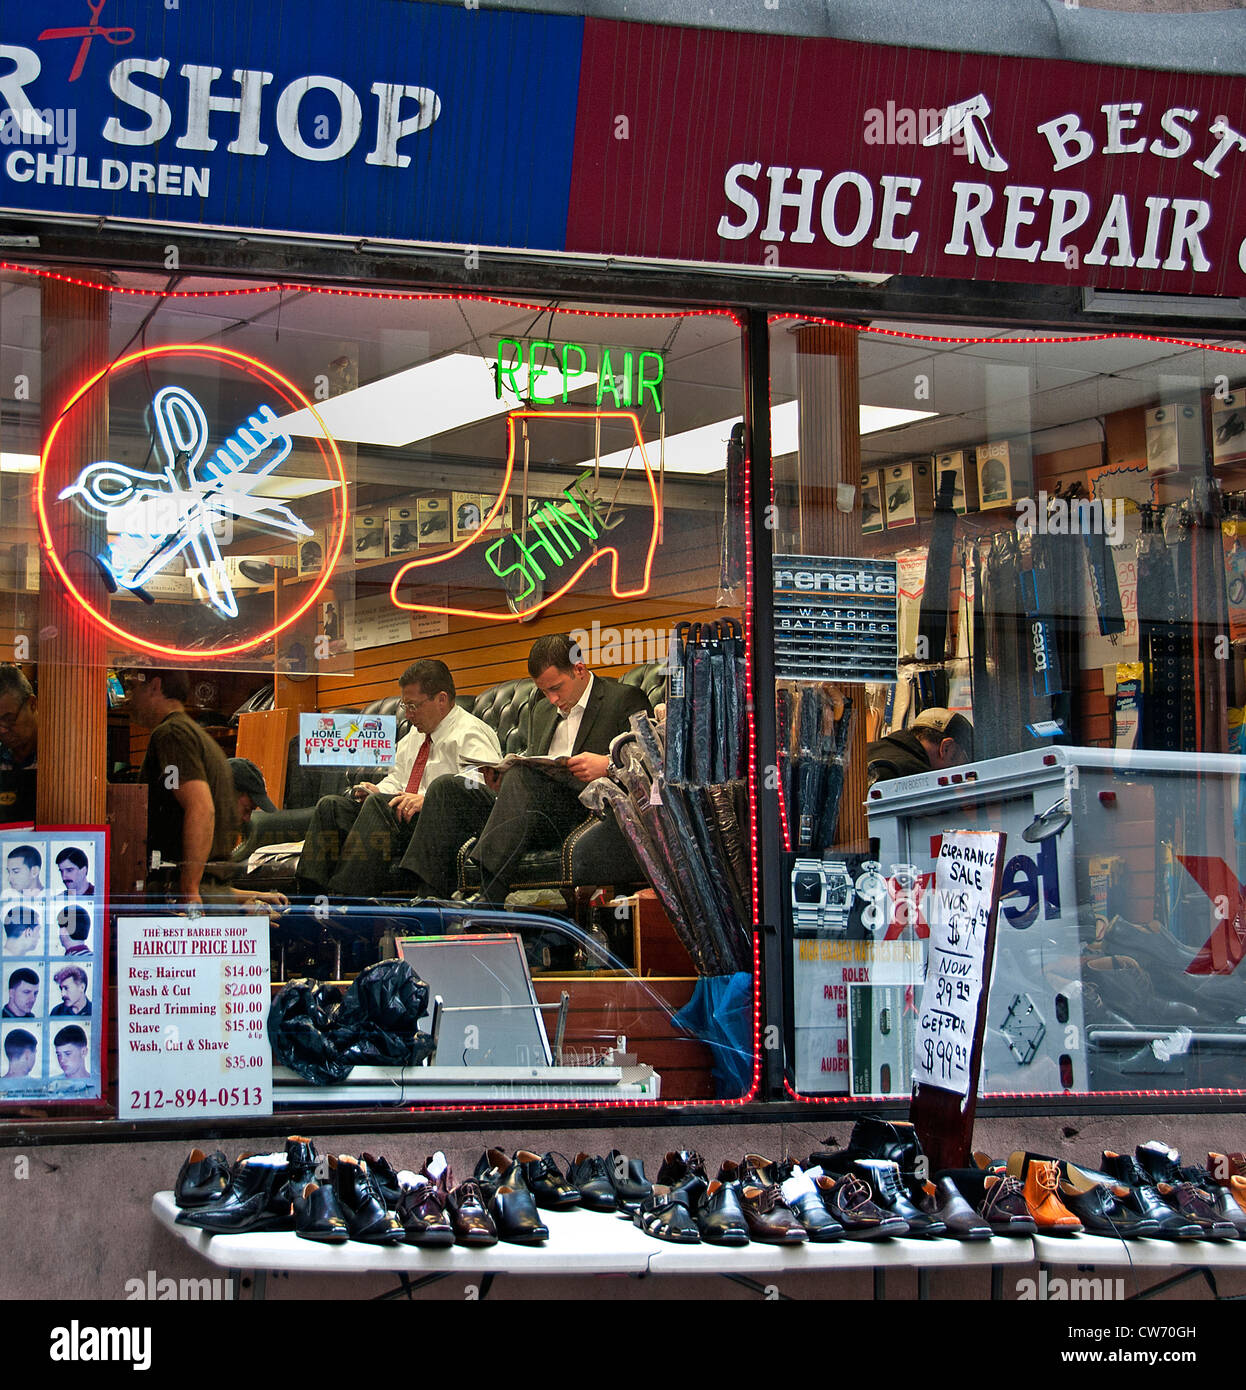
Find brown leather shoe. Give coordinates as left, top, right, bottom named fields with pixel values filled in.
left=1021, top=1159, right=1082, bottom=1234
left=446, top=1179, right=499, bottom=1246
left=738, top=1182, right=807, bottom=1243
left=978, top=1173, right=1038, bottom=1235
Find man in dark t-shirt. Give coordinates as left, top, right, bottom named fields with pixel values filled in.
left=122, top=669, right=237, bottom=907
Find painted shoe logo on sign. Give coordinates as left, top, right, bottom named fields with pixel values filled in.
left=920, top=94, right=1008, bottom=172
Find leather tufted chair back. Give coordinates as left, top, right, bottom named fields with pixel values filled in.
left=621, top=661, right=668, bottom=709
left=468, top=676, right=535, bottom=755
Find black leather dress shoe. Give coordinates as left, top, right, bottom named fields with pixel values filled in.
left=474, top=1147, right=526, bottom=1201
left=284, top=1136, right=319, bottom=1190
left=293, top=1181, right=349, bottom=1243
left=330, top=1156, right=405, bottom=1244
left=489, top=1184, right=549, bottom=1244
left=854, top=1159, right=946, bottom=1238
left=606, top=1150, right=653, bottom=1215
left=174, top=1148, right=230, bottom=1209
left=396, top=1176, right=456, bottom=1248
left=1180, top=1162, right=1246, bottom=1238
left=445, top=1179, right=498, bottom=1246
left=815, top=1173, right=908, bottom=1240
left=1056, top=1168, right=1161, bottom=1240
left=634, top=1186, right=700, bottom=1243
left=360, top=1152, right=403, bottom=1209
left=1100, top=1152, right=1207, bottom=1240
left=697, top=1181, right=750, bottom=1245
left=176, top=1156, right=293, bottom=1233
left=570, top=1154, right=618, bottom=1213
left=516, top=1151, right=581, bottom=1209
left=656, top=1151, right=708, bottom=1214
left=917, top=1177, right=992, bottom=1241
left=779, top=1169, right=844, bottom=1241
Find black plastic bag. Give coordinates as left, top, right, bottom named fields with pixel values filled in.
left=267, top=960, right=435, bottom=1084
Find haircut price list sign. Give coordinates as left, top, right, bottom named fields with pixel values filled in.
left=118, top=916, right=272, bottom=1121
left=912, top=832, right=1004, bottom=1099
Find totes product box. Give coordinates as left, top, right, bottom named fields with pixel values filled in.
left=452, top=492, right=485, bottom=541
left=298, top=529, right=325, bottom=577
left=975, top=440, right=1023, bottom=510
left=1146, top=402, right=1201, bottom=475
left=387, top=505, right=419, bottom=555
left=478, top=494, right=512, bottom=532
left=1212, top=390, right=1246, bottom=468
left=860, top=469, right=884, bottom=534
left=882, top=462, right=916, bottom=528
left=933, top=450, right=974, bottom=514
left=416, top=494, right=451, bottom=547
left=354, top=512, right=386, bottom=558
left=910, top=457, right=935, bottom=517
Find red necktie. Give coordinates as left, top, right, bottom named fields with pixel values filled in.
left=404, top=735, right=432, bottom=793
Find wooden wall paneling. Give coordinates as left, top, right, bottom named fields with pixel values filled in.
left=236, top=708, right=296, bottom=808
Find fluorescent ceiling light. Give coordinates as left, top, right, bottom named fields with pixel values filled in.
left=1, top=452, right=39, bottom=473
left=578, top=401, right=935, bottom=476
left=276, top=352, right=598, bottom=447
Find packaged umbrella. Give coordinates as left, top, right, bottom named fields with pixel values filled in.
left=689, top=622, right=715, bottom=786
left=717, top=421, right=747, bottom=606
left=664, top=622, right=692, bottom=782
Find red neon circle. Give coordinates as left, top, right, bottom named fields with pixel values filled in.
left=37, top=344, right=348, bottom=661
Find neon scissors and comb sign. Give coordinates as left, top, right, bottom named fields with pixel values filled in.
left=59, top=385, right=313, bottom=619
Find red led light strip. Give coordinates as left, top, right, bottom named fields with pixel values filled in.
left=389, top=409, right=660, bottom=623
left=37, top=343, right=348, bottom=660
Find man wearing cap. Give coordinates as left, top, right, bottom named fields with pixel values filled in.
left=866, top=708, right=974, bottom=785
left=230, top=758, right=276, bottom=829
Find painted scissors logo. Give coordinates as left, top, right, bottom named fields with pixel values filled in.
left=58, top=385, right=312, bottom=619
left=37, top=0, right=135, bottom=82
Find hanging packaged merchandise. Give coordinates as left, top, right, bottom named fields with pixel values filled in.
left=718, top=616, right=747, bottom=782
left=813, top=693, right=854, bottom=855
left=776, top=685, right=794, bottom=845
left=1082, top=523, right=1126, bottom=638
left=688, top=622, right=716, bottom=786
left=915, top=470, right=959, bottom=705
left=664, top=621, right=692, bottom=782
left=793, top=684, right=825, bottom=851
left=718, top=422, right=748, bottom=605
left=706, top=622, right=729, bottom=785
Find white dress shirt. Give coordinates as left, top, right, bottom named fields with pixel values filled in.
left=547, top=673, right=594, bottom=759
left=376, top=702, right=502, bottom=795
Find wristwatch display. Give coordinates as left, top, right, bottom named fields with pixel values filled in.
left=790, top=858, right=853, bottom=933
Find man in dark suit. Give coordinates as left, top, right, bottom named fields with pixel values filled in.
left=400, top=633, right=652, bottom=904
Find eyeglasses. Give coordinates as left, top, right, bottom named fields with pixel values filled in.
left=0, top=696, right=29, bottom=731
left=399, top=699, right=428, bottom=714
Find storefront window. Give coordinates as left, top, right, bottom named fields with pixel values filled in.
left=0, top=270, right=754, bottom=1114
left=773, top=314, right=1246, bottom=1102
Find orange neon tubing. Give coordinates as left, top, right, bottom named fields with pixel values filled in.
left=37, top=344, right=348, bottom=660
left=389, top=408, right=661, bottom=622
